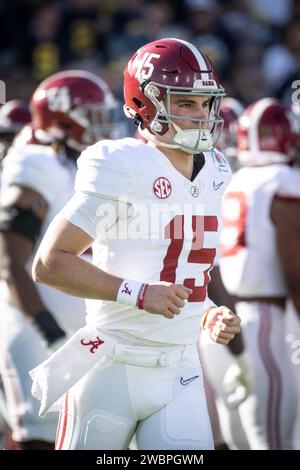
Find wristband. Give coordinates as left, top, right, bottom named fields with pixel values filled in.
left=201, top=305, right=216, bottom=331
left=137, top=283, right=149, bottom=310
left=117, top=279, right=144, bottom=307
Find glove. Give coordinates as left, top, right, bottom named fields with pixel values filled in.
left=34, top=310, right=66, bottom=347
left=222, top=352, right=252, bottom=408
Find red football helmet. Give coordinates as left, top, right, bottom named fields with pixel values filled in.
left=0, top=100, right=31, bottom=134
left=218, top=98, right=244, bottom=154
left=0, top=100, right=31, bottom=160
left=31, top=70, right=119, bottom=151
left=237, top=98, right=295, bottom=166
left=217, top=97, right=244, bottom=171
left=124, top=38, right=225, bottom=154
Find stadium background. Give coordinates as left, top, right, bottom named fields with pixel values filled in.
left=0, top=0, right=299, bottom=116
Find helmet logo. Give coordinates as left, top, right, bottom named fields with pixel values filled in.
left=153, top=177, right=172, bottom=199
left=47, top=86, right=71, bottom=113
left=135, top=52, right=160, bottom=82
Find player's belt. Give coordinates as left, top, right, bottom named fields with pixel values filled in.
left=113, top=343, right=196, bottom=367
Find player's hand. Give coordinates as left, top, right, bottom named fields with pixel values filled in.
left=203, top=306, right=241, bottom=344
left=143, top=282, right=193, bottom=319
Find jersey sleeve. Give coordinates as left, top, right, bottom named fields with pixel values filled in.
left=74, top=140, right=132, bottom=199
left=1, top=145, right=59, bottom=205
left=61, top=191, right=128, bottom=240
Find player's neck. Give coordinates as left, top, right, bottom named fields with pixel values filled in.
left=156, top=145, right=194, bottom=180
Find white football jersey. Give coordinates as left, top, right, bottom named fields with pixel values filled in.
left=220, top=164, right=300, bottom=297
left=63, top=137, right=231, bottom=346
left=0, top=144, right=86, bottom=333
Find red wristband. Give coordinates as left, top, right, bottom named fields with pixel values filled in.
left=137, top=283, right=149, bottom=310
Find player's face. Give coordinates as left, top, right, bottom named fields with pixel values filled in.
left=167, top=94, right=211, bottom=130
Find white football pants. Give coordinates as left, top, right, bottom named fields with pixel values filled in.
left=199, top=333, right=249, bottom=450
left=235, top=301, right=298, bottom=449
left=0, top=303, right=58, bottom=443
left=55, top=343, right=214, bottom=450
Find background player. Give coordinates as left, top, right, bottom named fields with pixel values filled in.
left=220, top=97, right=300, bottom=449
left=0, top=70, right=120, bottom=449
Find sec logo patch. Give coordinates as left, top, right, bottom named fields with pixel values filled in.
left=153, top=177, right=172, bottom=199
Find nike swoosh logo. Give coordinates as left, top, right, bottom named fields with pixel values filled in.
left=213, top=181, right=224, bottom=190
left=180, top=375, right=199, bottom=386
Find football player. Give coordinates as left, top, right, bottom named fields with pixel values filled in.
left=31, top=38, right=241, bottom=450
left=220, top=98, right=300, bottom=449
left=0, top=70, right=119, bottom=449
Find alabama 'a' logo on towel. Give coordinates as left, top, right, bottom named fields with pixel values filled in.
left=81, top=336, right=104, bottom=354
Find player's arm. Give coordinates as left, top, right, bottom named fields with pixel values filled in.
left=0, top=185, right=49, bottom=315
left=0, top=185, right=66, bottom=345
left=32, top=202, right=191, bottom=319
left=271, top=195, right=300, bottom=317
left=32, top=213, right=122, bottom=299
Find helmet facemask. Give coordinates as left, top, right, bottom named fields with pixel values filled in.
left=36, top=100, right=126, bottom=152
left=69, top=100, right=126, bottom=150
left=31, top=70, right=123, bottom=153
left=141, top=81, right=225, bottom=154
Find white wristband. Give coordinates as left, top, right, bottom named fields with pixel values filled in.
left=117, top=279, right=143, bottom=307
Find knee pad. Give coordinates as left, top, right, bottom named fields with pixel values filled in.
left=81, top=410, right=134, bottom=450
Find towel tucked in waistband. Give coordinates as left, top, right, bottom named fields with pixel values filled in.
left=29, top=324, right=117, bottom=416
left=29, top=324, right=197, bottom=417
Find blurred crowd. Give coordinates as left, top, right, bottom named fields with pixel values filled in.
left=0, top=0, right=300, bottom=111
